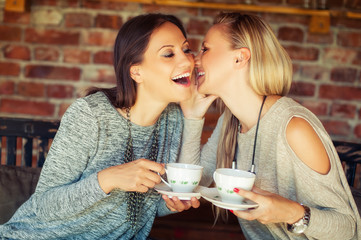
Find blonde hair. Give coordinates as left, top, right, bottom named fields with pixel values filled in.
left=215, top=13, right=293, bottom=170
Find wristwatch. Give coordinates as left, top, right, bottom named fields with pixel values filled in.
left=287, top=204, right=311, bottom=234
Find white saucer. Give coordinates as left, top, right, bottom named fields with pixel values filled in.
left=154, top=183, right=203, bottom=200
left=200, top=188, right=258, bottom=210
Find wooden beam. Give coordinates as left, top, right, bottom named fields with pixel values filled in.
left=4, top=0, right=27, bottom=12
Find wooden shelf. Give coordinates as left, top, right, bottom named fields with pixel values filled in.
left=6, top=0, right=361, bottom=33
left=107, top=0, right=361, bottom=19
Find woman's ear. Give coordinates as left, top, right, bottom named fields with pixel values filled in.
left=234, top=47, right=251, bottom=68
left=130, top=65, right=142, bottom=83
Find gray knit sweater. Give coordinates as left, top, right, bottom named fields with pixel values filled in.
left=179, top=97, right=361, bottom=240
left=0, top=92, right=183, bottom=239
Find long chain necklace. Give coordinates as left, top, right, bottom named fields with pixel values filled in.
left=232, top=96, right=267, bottom=174
left=124, top=107, right=160, bottom=228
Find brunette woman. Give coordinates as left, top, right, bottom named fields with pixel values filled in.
left=0, top=13, right=199, bottom=239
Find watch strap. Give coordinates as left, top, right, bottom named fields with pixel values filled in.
left=287, top=204, right=311, bottom=234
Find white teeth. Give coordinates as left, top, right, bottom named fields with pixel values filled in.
left=198, top=72, right=205, bottom=76
left=172, top=73, right=190, bottom=80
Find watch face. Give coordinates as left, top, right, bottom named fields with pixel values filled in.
left=292, top=220, right=307, bottom=234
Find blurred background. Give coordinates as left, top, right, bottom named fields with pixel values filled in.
left=0, top=0, right=361, bottom=144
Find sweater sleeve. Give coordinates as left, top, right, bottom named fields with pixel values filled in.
left=278, top=127, right=359, bottom=240
left=23, top=99, right=108, bottom=221
left=178, top=114, right=224, bottom=187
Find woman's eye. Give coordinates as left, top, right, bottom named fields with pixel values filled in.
left=201, top=47, right=208, bottom=53
left=183, top=48, right=192, bottom=54
left=163, top=52, right=175, bottom=58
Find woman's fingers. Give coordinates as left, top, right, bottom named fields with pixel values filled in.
left=162, top=195, right=200, bottom=212
left=137, top=159, right=165, bottom=175
left=234, top=188, right=260, bottom=203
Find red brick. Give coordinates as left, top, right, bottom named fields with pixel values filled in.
left=84, top=68, right=116, bottom=83
left=330, top=67, right=357, bottom=83
left=142, top=5, right=198, bottom=16
left=0, top=80, right=15, bottom=95
left=34, top=47, right=60, bottom=61
left=63, top=49, right=90, bottom=64
left=307, top=32, right=333, bottom=44
left=0, top=62, right=20, bottom=76
left=32, top=0, right=57, bottom=6
left=278, top=27, right=304, bottom=43
left=46, top=84, right=74, bottom=98
left=332, top=17, right=361, bottom=29
left=95, top=14, right=122, bottom=29
left=322, top=120, right=351, bottom=136
left=4, top=45, right=30, bottom=60
left=0, top=99, right=55, bottom=116
left=25, top=65, right=81, bottom=81
left=32, top=0, right=79, bottom=7
left=337, top=31, right=361, bottom=48
left=323, top=48, right=356, bottom=65
left=25, top=28, right=79, bottom=45
left=83, top=31, right=117, bottom=47
left=284, top=45, right=319, bottom=61
left=301, top=65, right=329, bottom=81
left=3, top=11, right=31, bottom=24
left=83, top=0, right=130, bottom=10
left=0, top=26, right=22, bottom=41
left=188, top=38, right=201, bottom=53
left=58, top=102, right=71, bottom=117
left=331, top=103, right=356, bottom=119
left=319, top=85, right=361, bottom=100
left=201, top=9, right=223, bottom=18
left=289, top=82, right=315, bottom=96
left=355, top=124, right=361, bottom=139
left=300, top=100, right=328, bottom=116
left=261, top=13, right=309, bottom=25
left=352, top=51, right=361, bottom=66
left=65, top=13, right=92, bottom=28
left=187, top=19, right=212, bottom=35
left=17, top=82, right=45, bottom=97
left=94, top=51, right=113, bottom=65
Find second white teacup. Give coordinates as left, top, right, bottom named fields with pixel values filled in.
left=160, top=163, right=203, bottom=193
left=213, top=168, right=255, bottom=204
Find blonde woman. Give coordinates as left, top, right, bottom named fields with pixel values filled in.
left=180, top=12, right=361, bottom=239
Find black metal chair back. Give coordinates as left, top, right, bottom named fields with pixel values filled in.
left=0, top=118, right=59, bottom=167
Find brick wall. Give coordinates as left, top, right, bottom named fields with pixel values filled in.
left=0, top=0, right=361, bottom=143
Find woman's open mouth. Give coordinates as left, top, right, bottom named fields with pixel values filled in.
left=196, top=69, right=205, bottom=83
left=171, top=73, right=191, bottom=87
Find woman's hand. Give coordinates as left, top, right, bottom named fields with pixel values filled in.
left=162, top=195, right=200, bottom=212
left=180, top=74, right=218, bottom=120
left=231, top=187, right=304, bottom=225
left=98, top=159, right=165, bottom=194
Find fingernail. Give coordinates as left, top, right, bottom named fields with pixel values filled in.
left=229, top=210, right=234, bottom=213
left=233, top=188, right=239, bottom=193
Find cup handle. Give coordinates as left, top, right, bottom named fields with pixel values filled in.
left=158, top=170, right=171, bottom=188
left=213, top=171, right=217, bottom=183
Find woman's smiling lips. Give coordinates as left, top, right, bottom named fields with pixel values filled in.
left=196, top=68, right=205, bottom=82
left=171, top=72, right=191, bottom=87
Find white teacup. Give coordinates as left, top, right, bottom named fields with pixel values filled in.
left=213, top=168, right=255, bottom=204
left=160, top=163, right=203, bottom=193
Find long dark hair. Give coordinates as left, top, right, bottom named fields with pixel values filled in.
left=86, top=13, right=187, bottom=108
